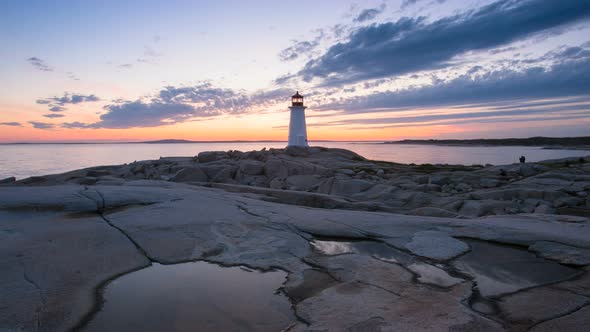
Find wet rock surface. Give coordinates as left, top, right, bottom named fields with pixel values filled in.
left=1, top=147, right=590, bottom=331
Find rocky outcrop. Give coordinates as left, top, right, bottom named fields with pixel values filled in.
left=4, top=147, right=589, bottom=219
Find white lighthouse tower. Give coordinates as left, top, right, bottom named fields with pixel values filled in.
left=288, top=91, right=309, bottom=147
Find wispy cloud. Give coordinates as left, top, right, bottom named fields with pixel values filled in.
left=278, top=29, right=325, bottom=62
left=43, top=113, right=65, bottom=118
left=400, top=0, right=446, bottom=10
left=29, top=121, right=54, bottom=129
left=27, top=57, right=53, bottom=72
left=354, top=4, right=386, bottom=22
left=37, top=93, right=100, bottom=106
left=299, top=0, right=590, bottom=86
left=0, top=122, right=22, bottom=127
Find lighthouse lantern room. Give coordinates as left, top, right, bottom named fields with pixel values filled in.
left=288, top=91, right=309, bottom=147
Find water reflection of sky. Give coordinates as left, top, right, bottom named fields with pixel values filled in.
left=83, top=262, right=294, bottom=332
left=310, top=240, right=412, bottom=265
left=453, top=240, right=579, bottom=298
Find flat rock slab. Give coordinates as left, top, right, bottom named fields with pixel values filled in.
left=529, top=241, right=590, bottom=266
left=0, top=210, right=149, bottom=332
left=2, top=183, right=590, bottom=331
left=405, top=231, right=470, bottom=261
left=499, top=287, right=590, bottom=330
left=530, top=305, right=590, bottom=332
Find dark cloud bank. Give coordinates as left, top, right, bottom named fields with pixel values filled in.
left=320, top=47, right=590, bottom=113
left=299, top=0, right=590, bottom=86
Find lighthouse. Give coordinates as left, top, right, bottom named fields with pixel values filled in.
left=288, top=91, right=309, bottom=147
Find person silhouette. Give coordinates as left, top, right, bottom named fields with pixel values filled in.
left=519, top=156, right=526, bottom=163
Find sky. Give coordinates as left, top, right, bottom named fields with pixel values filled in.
left=1, top=0, right=589, bottom=142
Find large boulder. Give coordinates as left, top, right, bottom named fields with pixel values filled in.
left=329, top=179, right=374, bottom=197
left=201, top=165, right=237, bottom=183
left=264, top=159, right=288, bottom=179
left=197, top=151, right=227, bottom=163
left=459, top=200, right=515, bottom=217
left=172, top=167, right=208, bottom=182
left=239, top=160, right=265, bottom=175
left=285, top=175, right=322, bottom=191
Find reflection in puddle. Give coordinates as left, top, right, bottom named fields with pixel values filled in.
left=408, top=263, right=464, bottom=287
left=83, top=262, right=295, bottom=332
left=311, top=239, right=412, bottom=265
left=310, top=240, right=354, bottom=255
left=453, top=240, right=579, bottom=298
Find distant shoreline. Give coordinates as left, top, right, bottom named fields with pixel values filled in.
left=385, top=136, right=590, bottom=149
left=1, top=136, right=590, bottom=148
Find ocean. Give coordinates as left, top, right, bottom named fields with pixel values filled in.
left=1, top=142, right=588, bottom=179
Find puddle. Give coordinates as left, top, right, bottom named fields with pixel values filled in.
left=453, top=240, right=579, bottom=298
left=310, top=240, right=354, bottom=255
left=83, top=261, right=295, bottom=332
left=310, top=239, right=412, bottom=265
left=407, top=263, right=464, bottom=287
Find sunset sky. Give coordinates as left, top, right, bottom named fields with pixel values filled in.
left=1, top=0, right=589, bottom=142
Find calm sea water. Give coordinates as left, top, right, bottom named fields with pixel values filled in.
left=0, top=142, right=588, bottom=179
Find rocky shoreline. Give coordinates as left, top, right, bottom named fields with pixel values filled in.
left=4, top=146, right=589, bottom=218
left=1, top=147, right=590, bottom=331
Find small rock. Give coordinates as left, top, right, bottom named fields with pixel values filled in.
left=336, top=169, right=354, bottom=176
left=554, top=197, right=583, bottom=208
left=479, top=178, right=500, bottom=188
left=577, top=191, right=588, bottom=198
left=455, top=183, right=472, bottom=193
left=534, top=204, right=556, bottom=214
left=269, top=178, right=285, bottom=189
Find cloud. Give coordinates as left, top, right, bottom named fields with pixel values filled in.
left=43, top=114, right=65, bottom=118
left=0, top=122, right=22, bottom=126
left=317, top=49, right=590, bottom=113
left=400, top=0, right=446, bottom=10
left=354, top=4, right=386, bottom=22
left=279, top=40, right=320, bottom=61
left=29, top=121, right=54, bottom=129
left=61, top=121, right=90, bottom=129
left=27, top=57, right=53, bottom=72
left=49, top=106, right=66, bottom=112
left=61, top=83, right=293, bottom=129
left=36, top=93, right=101, bottom=113
left=37, top=93, right=100, bottom=106
left=299, top=0, right=590, bottom=86
left=318, top=103, right=590, bottom=128
left=278, top=29, right=326, bottom=62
